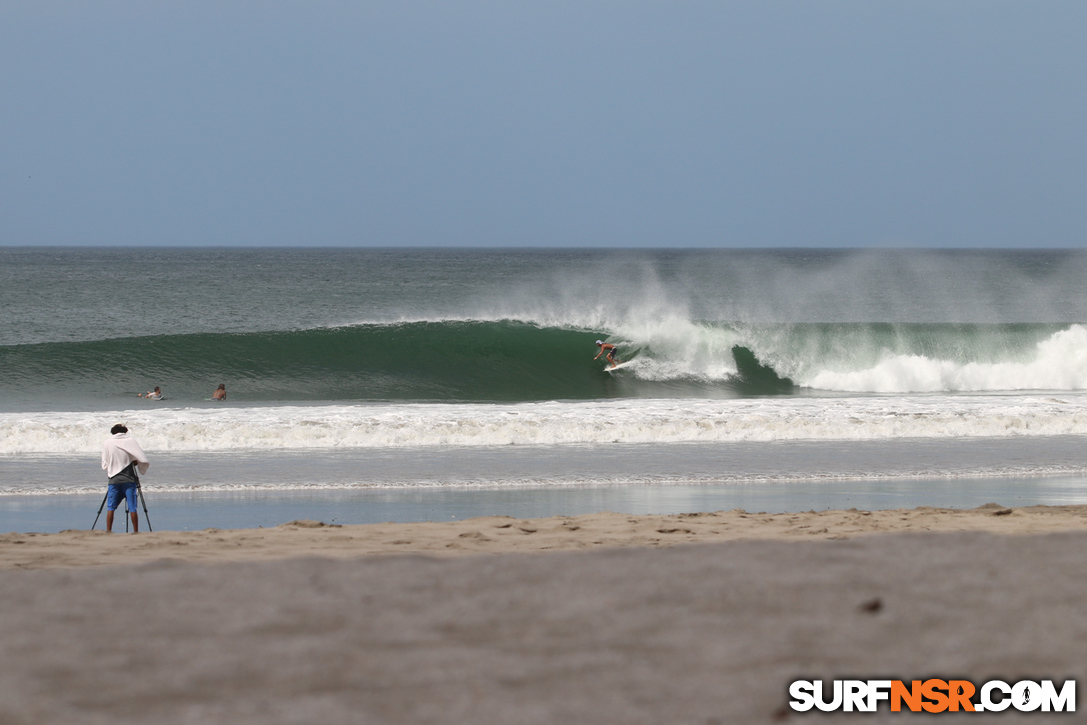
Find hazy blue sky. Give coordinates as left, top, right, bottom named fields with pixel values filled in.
left=2, top=1, right=1085, bottom=248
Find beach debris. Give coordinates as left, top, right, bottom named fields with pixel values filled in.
left=858, top=597, right=883, bottom=614
left=771, top=704, right=792, bottom=720
left=277, top=520, right=342, bottom=528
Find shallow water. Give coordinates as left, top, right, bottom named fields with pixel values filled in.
left=6, top=474, right=1087, bottom=535
left=6, top=436, right=1087, bottom=533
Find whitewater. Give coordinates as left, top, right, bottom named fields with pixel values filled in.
left=4, top=393, right=1087, bottom=455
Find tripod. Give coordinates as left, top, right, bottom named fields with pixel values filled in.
left=91, top=481, right=153, bottom=532
left=136, top=480, right=153, bottom=532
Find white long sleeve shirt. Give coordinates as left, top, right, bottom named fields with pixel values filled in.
left=101, top=433, right=150, bottom=479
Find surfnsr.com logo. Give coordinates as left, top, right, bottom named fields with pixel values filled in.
left=789, top=679, right=1075, bottom=713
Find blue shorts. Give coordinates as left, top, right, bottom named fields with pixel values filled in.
left=106, top=482, right=138, bottom=512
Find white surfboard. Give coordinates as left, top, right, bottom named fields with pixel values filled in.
left=604, top=361, right=634, bottom=372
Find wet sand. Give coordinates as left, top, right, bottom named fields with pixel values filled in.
left=3, top=502, right=1087, bottom=569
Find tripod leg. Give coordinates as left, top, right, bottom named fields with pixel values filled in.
left=136, top=482, right=153, bottom=533
left=125, top=498, right=129, bottom=532
left=91, top=491, right=108, bottom=530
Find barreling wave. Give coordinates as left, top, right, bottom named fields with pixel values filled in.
left=0, top=320, right=791, bottom=404
left=3, top=320, right=1087, bottom=406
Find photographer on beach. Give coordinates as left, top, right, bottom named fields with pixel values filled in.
left=100, top=424, right=150, bottom=533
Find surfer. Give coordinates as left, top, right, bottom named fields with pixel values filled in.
left=138, top=386, right=163, bottom=400
left=212, top=383, right=227, bottom=400
left=594, top=340, right=620, bottom=368
left=100, top=423, right=149, bottom=533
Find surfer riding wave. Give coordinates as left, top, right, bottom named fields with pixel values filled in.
left=594, top=340, right=620, bottom=369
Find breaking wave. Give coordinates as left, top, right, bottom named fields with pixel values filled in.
left=3, top=320, right=1087, bottom=407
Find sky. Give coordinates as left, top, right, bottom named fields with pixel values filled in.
left=1, top=1, right=1085, bottom=248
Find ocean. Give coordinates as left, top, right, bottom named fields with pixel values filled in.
left=4, top=247, right=1087, bottom=532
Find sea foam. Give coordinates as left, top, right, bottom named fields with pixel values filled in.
left=4, top=393, right=1087, bottom=455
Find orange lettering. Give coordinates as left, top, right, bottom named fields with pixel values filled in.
left=921, top=679, right=949, bottom=713
left=947, top=680, right=976, bottom=712
left=891, top=680, right=923, bottom=712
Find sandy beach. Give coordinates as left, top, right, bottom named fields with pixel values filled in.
left=2, top=504, right=1086, bottom=723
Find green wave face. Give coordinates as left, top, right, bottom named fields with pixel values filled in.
left=1, top=321, right=1082, bottom=407
left=1, top=322, right=705, bottom=405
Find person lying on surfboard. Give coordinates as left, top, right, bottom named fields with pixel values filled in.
left=138, top=386, right=163, bottom=400
left=594, top=340, right=620, bottom=368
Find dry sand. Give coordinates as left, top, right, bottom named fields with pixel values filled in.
left=2, top=505, right=1086, bottom=723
